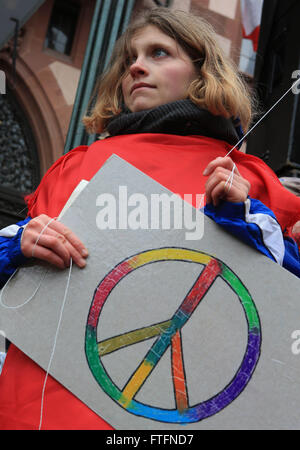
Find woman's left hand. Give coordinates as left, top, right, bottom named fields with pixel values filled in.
left=203, top=156, right=250, bottom=207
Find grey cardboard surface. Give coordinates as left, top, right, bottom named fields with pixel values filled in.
left=1, top=155, right=300, bottom=430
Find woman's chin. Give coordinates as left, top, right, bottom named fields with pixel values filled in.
left=127, top=99, right=163, bottom=113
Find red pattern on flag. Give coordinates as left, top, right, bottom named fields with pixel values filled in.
left=241, top=0, right=263, bottom=52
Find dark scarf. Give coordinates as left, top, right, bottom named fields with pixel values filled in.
left=106, top=99, right=242, bottom=146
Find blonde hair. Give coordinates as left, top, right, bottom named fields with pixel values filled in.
left=83, top=7, right=254, bottom=134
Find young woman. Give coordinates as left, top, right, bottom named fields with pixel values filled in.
left=0, top=8, right=300, bottom=430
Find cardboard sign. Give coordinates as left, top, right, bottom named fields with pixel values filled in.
left=1, top=155, right=300, bottom=430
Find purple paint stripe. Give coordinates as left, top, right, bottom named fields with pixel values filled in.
left=186, top=331, right=261, bottom=421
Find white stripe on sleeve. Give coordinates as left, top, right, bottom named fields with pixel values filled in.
left=244, top=198, right=285, bottom=265
left=0, top=224, right=23, bottom=238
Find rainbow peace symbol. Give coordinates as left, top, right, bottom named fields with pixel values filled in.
left=85, top=248, right=261, bottom=424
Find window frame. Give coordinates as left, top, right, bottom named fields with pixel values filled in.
left=43, top=0, right=82, bottom=61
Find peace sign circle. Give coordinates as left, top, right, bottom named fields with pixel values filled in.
left=85, top=248, right=261, bottom=424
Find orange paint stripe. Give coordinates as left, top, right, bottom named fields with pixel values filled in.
left=171, top=330, right=188, bottom=412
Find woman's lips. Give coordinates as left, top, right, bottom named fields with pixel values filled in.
left=130, top=83, right=155, bottom=94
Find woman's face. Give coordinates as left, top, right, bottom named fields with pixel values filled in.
left=121, top=25, right=197, bottom=112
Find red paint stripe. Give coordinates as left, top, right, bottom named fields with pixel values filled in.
left=88, top=260, right=133, bottom=328
left=180, top=259, right=222, bottom=316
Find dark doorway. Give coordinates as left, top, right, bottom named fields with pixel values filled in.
left=0, top=86, right=40, bottom=228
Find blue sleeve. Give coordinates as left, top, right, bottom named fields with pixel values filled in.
left=204, top=198, right=300, bottom=278
left=282, top=237, right=300, bottom=278
left=0, top=217, right=31, bottom=288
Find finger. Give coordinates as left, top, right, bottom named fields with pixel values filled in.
left=206, top=172, right=249, bottom=206
left=34, top=232, right=87, bottom=268
left=25, top=215, right=88, bottom=257
left=31, top=233, right=71, bottom=266
left=61, top=238, right=87, bottom=268
left=210, top=180, right=235, bottom=206
left=37, top=227, right=88, bottom=268
left=203, top=157, right=239, bottom=177
left=21, top=218, right=88, bottom=269
left=29, top=244, right=67, bottom=269
left=47, top=220, right=88, bottom=258
left=225, top=182, right=248, bottom=204
left=205, top=167, right=233, bottom=203
left=22, top=215, right=52, bottom=238
left=205, top=165, right=247, bottom=193
left=21, top=215, right=58, bottom=253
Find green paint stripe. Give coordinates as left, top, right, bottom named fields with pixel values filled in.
left=146, top=322, right=177, bottom=366
left=85, top=325, right=123, bottom=402
left=221, top=265, right=260, bottom=330
left=98, top=320, right=172, bottom=356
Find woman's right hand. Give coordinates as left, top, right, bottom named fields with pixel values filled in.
left=21, top=214, right=89, bottom=269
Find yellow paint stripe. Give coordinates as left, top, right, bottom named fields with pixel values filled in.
left=128, top=248, right=212, bottom=269
left=98, top=320, right=172, bottom=356
left=121, top=361, right=154, bottom=407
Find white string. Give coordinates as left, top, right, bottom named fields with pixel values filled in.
left=32, top=217, right=58, bottom=257
left=224, top=162, right=236, bottom=192
left=38, top=258, right=72, bottom=430
left=0, top=267, right=47, bottom=309
left=0, top=217, right=73, bottom=430
left=225, top=77, right=300, bottom=158
left=0, top=217, right=59, bottom=309
left=220, top=78, right=300, bottom=190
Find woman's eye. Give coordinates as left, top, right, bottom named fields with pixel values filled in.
left=125, top=55, right=137, bottom=66
left=125, top=48, right=168, bottom=66
left=152, top=48, right=168, bottom=58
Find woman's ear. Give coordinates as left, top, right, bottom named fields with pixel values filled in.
left=194, top=57, right=205, bottom=72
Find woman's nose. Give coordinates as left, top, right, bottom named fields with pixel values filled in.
left=129, top=56, right=149, bottom=77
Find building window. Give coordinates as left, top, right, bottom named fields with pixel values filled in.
left=44, top=0, right=80, bottom=55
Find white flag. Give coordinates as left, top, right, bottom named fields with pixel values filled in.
left=240, top=0, right=263, bottom=51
